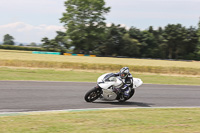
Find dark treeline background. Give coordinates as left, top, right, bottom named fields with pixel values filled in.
left=41, top=0, right=200, bottom=60
left=95, top=23, right=200, bottom=60
left=41, top=22, right=200, bottom=61
left=1, top=0, right=200, bottom=60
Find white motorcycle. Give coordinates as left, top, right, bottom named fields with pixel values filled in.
left=84, top=73, right=143, bottom=102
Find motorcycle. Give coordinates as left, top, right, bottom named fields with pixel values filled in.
left=84, top=73, right=143, bottom=102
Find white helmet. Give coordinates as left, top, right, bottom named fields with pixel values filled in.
left=119, top=67, right=129, bottom=79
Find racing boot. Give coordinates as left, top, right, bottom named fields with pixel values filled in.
left=124, top=87, right=131, bottom=98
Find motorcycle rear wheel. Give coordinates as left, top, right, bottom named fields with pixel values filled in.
left=126, top=89, right=135, bottom=100
left=118, top=89, right=135, bottom=102
left=84, top=87, right=101, bottom=102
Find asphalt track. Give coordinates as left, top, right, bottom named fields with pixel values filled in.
left=0, top=81, right=200, bottom=113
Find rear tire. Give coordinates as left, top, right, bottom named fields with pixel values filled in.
left=118, top=89, right=135, bottom=102
left=126, top=89, right=135, bottom=100
left=84, top=87, right=101, bottom=102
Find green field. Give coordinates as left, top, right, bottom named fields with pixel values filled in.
left=1, top=49, right=200, bottom=75
left=1, top=108, right=200, bottom=133
left=0, top=67, right=200, bottom=85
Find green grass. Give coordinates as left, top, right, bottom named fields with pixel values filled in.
left=0, top=67, right=199, bottom=85
left=0, top=67, right=102, bottom=82
left=1, top=108, right=200, bottom=133
left=1, top=49, right=200, bottom=75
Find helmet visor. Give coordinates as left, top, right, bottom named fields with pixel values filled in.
left=121, top=73, right=128, bottom=78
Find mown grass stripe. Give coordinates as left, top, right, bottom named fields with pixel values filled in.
left=0, top=59, right=200, bottom=75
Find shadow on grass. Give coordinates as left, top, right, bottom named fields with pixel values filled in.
left=93, top=101, right=154, bottom=107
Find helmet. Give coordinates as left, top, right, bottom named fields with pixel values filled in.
left=119, top=67, right=129, bottom=79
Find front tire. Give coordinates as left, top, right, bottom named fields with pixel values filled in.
left=84, top=87, right=101, bottom=102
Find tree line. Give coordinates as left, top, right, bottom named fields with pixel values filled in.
left=43, top=0, right=200, bottom=60
left=1, top=0, right=200, bottom=60
left=41, top=23, right=200, bottom=60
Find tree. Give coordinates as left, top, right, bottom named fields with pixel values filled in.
left=183, top=27, right=198, bottom=59
left=198, top=18, right=200, bottom=43
left=163, top=24, right=188, bottom=59
left=3, top=34, right=15, bottom=45
left=195, top=18, right=200, bottom=60
left=29, top=42, right=37, bottom=47
left=140, top=30, right=157, bottom=58
left=94, top=24, right=127, bottom=56
left=41, top=37, right=50, bottom=48
left=41, top=31, right=71, bottom=52
left=54, top=31, right=71, bottom=49
left=128, top=27, right=143, bottom=41
left=121, top=33, right=141, bottom=57
left=41, top=37, right=60, bottom=50
left=129, top=27, right=160, bottom=58
left=60, top=0, right=110, bottom=53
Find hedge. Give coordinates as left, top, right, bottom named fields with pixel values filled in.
left=0, top=45, right=61, bottom=52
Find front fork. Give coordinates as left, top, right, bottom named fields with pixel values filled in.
left=95, top=85, right=103, bottom=97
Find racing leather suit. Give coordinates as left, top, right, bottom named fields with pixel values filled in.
left=114, top=73, right=133, bottom=97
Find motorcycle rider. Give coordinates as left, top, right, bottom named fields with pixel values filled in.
left=85, top=66, right=142, bottom=102
left=114, top=67, right=133, bottom=98
left=99, top=67, right=133, bottom=99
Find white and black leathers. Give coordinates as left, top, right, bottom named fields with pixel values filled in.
left=114, top=72, right=133, bottom=96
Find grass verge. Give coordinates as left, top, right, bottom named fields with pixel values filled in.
left=0, top=67, right=199, bottom=85
left=1, top=108, right=200, bottom=133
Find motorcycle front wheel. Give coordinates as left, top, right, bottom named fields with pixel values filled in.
left=84, top=87, right=101, bottom=102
